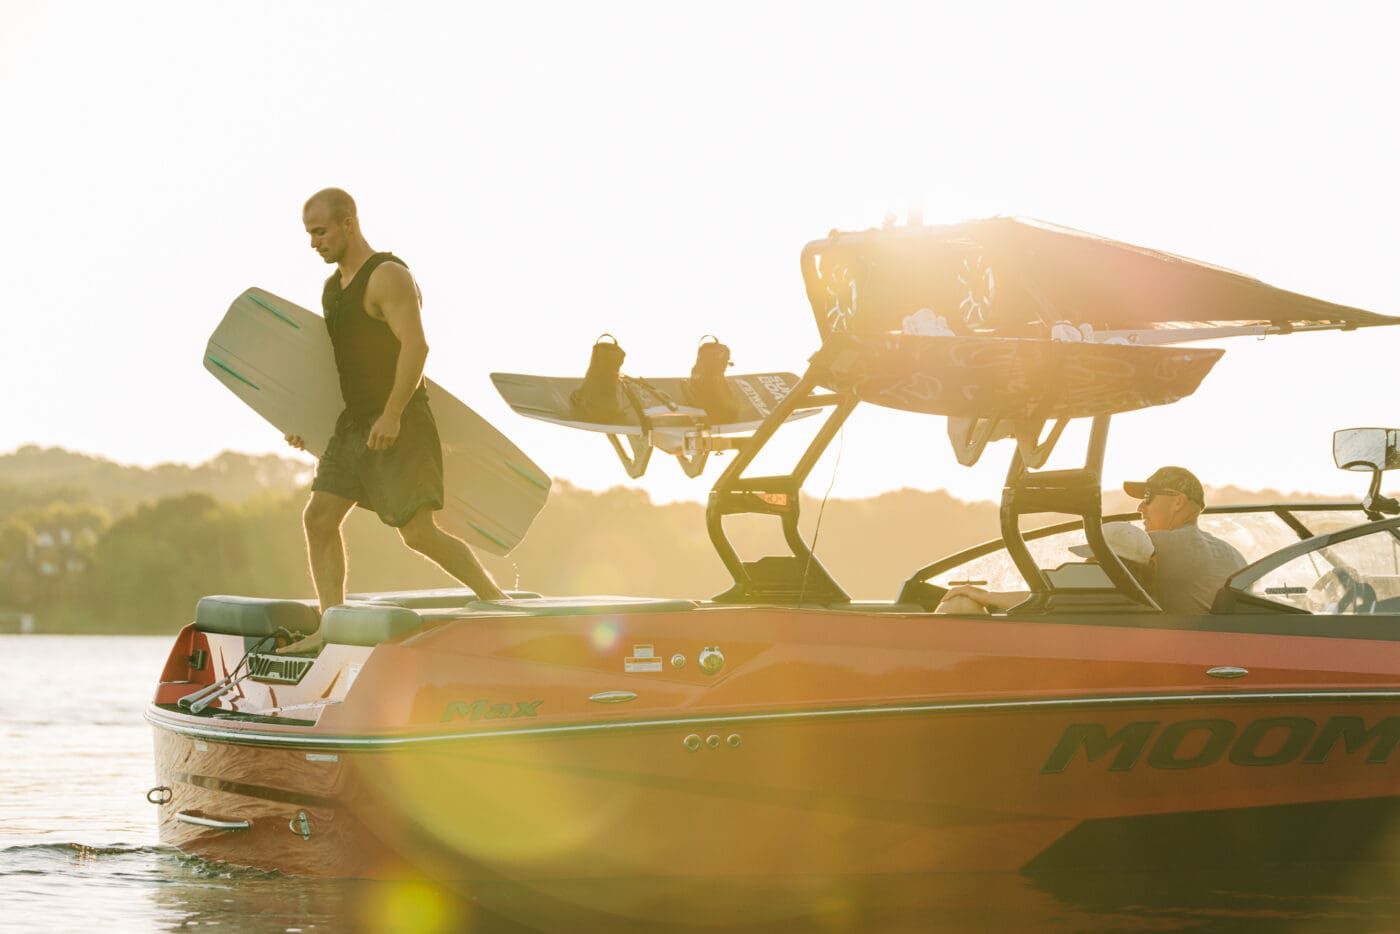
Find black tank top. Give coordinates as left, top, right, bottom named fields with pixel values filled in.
left=323, top=252, right=411, bottom=419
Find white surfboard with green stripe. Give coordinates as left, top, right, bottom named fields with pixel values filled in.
left=204, top=287, right=550, bottom=555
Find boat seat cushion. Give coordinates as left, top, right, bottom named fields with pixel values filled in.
left=194, top=595, right=320, bottom=637
left=322, top=603, right=425, bottom=646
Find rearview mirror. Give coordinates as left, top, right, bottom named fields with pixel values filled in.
left=1334, top=428, right=1400, bottom=517
left=1333, top=428, right=1400, bottom=472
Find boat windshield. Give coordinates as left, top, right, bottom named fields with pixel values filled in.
left=1229, top=519, right=1400, bottom=615
left=924, top=507, right=1372, bottom=595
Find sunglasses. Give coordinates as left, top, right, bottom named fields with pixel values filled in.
left=1142, top=489, right=1183, bottom=505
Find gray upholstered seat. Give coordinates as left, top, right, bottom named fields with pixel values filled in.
left=322, top=603, right=426, bottom=646
left=194, top=595, right=320, bottom=637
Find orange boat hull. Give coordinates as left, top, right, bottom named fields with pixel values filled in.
left=149, top=604, right=1400, bottom=921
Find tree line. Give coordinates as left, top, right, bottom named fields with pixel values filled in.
left=0, top=447, right=1016, bottom=632
left=4, top=445, right=1341, bottom=634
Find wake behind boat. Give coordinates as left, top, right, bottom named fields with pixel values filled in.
left=147, top=218, right=1400, bottom=925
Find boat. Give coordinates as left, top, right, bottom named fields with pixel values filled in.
left=146, top=218, right=1400, bottom=924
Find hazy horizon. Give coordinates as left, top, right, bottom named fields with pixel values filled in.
left=0, top=440, right=1379, bottom=508
left=6, top=2, right=1397, bottom=507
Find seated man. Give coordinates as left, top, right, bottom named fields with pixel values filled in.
left=935, top=521, right=1154, bottom=615
left=1124, top=465, right=1245, bottom=614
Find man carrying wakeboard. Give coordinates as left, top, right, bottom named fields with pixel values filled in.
left=280, top=188, right=506, bottom=653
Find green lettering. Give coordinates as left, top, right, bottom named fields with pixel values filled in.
left=1041, top=721, right=1158, bottom=774
left=441, top=699, right=492, bottom=721
left=1148, top=719, right=1234, bottom=770
left=1229, top=717, right=1315, bottom=766
left=1303, top=716, right=1400, bottom=765
left=441, top=702, right=471, bottom=722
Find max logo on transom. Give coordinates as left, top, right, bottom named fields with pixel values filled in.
left=441, top=699, right=542, bottom=722
left=1042, top=715, right=1400, bottom=774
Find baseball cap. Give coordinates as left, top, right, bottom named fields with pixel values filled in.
left=1068, top=522, right=1155, bottom=565
left=1123, top=466, right=1205, bottom=507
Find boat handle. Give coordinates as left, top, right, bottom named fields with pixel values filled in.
left=1206, top=666, right=1249, bottom=680
left=175, top=811, right=251, bottom=831
left=590, top=691, right=637, bottom=704
left=289, top=811, right=312, bottom=840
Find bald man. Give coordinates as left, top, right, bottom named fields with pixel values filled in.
left=281, top=189, right=505, bottom=652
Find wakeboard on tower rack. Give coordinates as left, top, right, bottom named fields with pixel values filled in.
left=492, top=336, right=815, bottom=478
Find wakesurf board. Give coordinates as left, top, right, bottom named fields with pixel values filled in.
left=204, top=288, right=550, bottom=555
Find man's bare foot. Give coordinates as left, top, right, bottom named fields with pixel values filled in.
left=277, top=631, right=326, bottom=655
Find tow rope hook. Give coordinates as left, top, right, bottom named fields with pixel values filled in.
left=288, top=811, right=312, bottom=840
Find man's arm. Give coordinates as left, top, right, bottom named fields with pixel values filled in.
left=363, top=261, right=428, bottom=450
left=936, top=585, right=1030, bottom=613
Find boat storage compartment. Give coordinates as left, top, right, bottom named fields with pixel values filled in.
left=194, top=595, right=320, bottom=637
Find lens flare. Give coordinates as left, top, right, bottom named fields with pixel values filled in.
left=589, top=617, right=620, bottom=653
left=357, top=879, right=464, bottom=933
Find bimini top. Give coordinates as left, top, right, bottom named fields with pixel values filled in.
left=801, top=217, right=1400, bottom=345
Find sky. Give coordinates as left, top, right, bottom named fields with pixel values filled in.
left=3, top=1, right=1399, bottom=506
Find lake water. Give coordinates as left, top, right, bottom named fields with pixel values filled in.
left=3, top=635, right=1400, bottom=933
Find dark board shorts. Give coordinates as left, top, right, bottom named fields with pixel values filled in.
left=311, top=391, right=445, bottom=528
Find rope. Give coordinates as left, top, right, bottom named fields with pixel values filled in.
left=799, top=426, right=845, bottom=605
